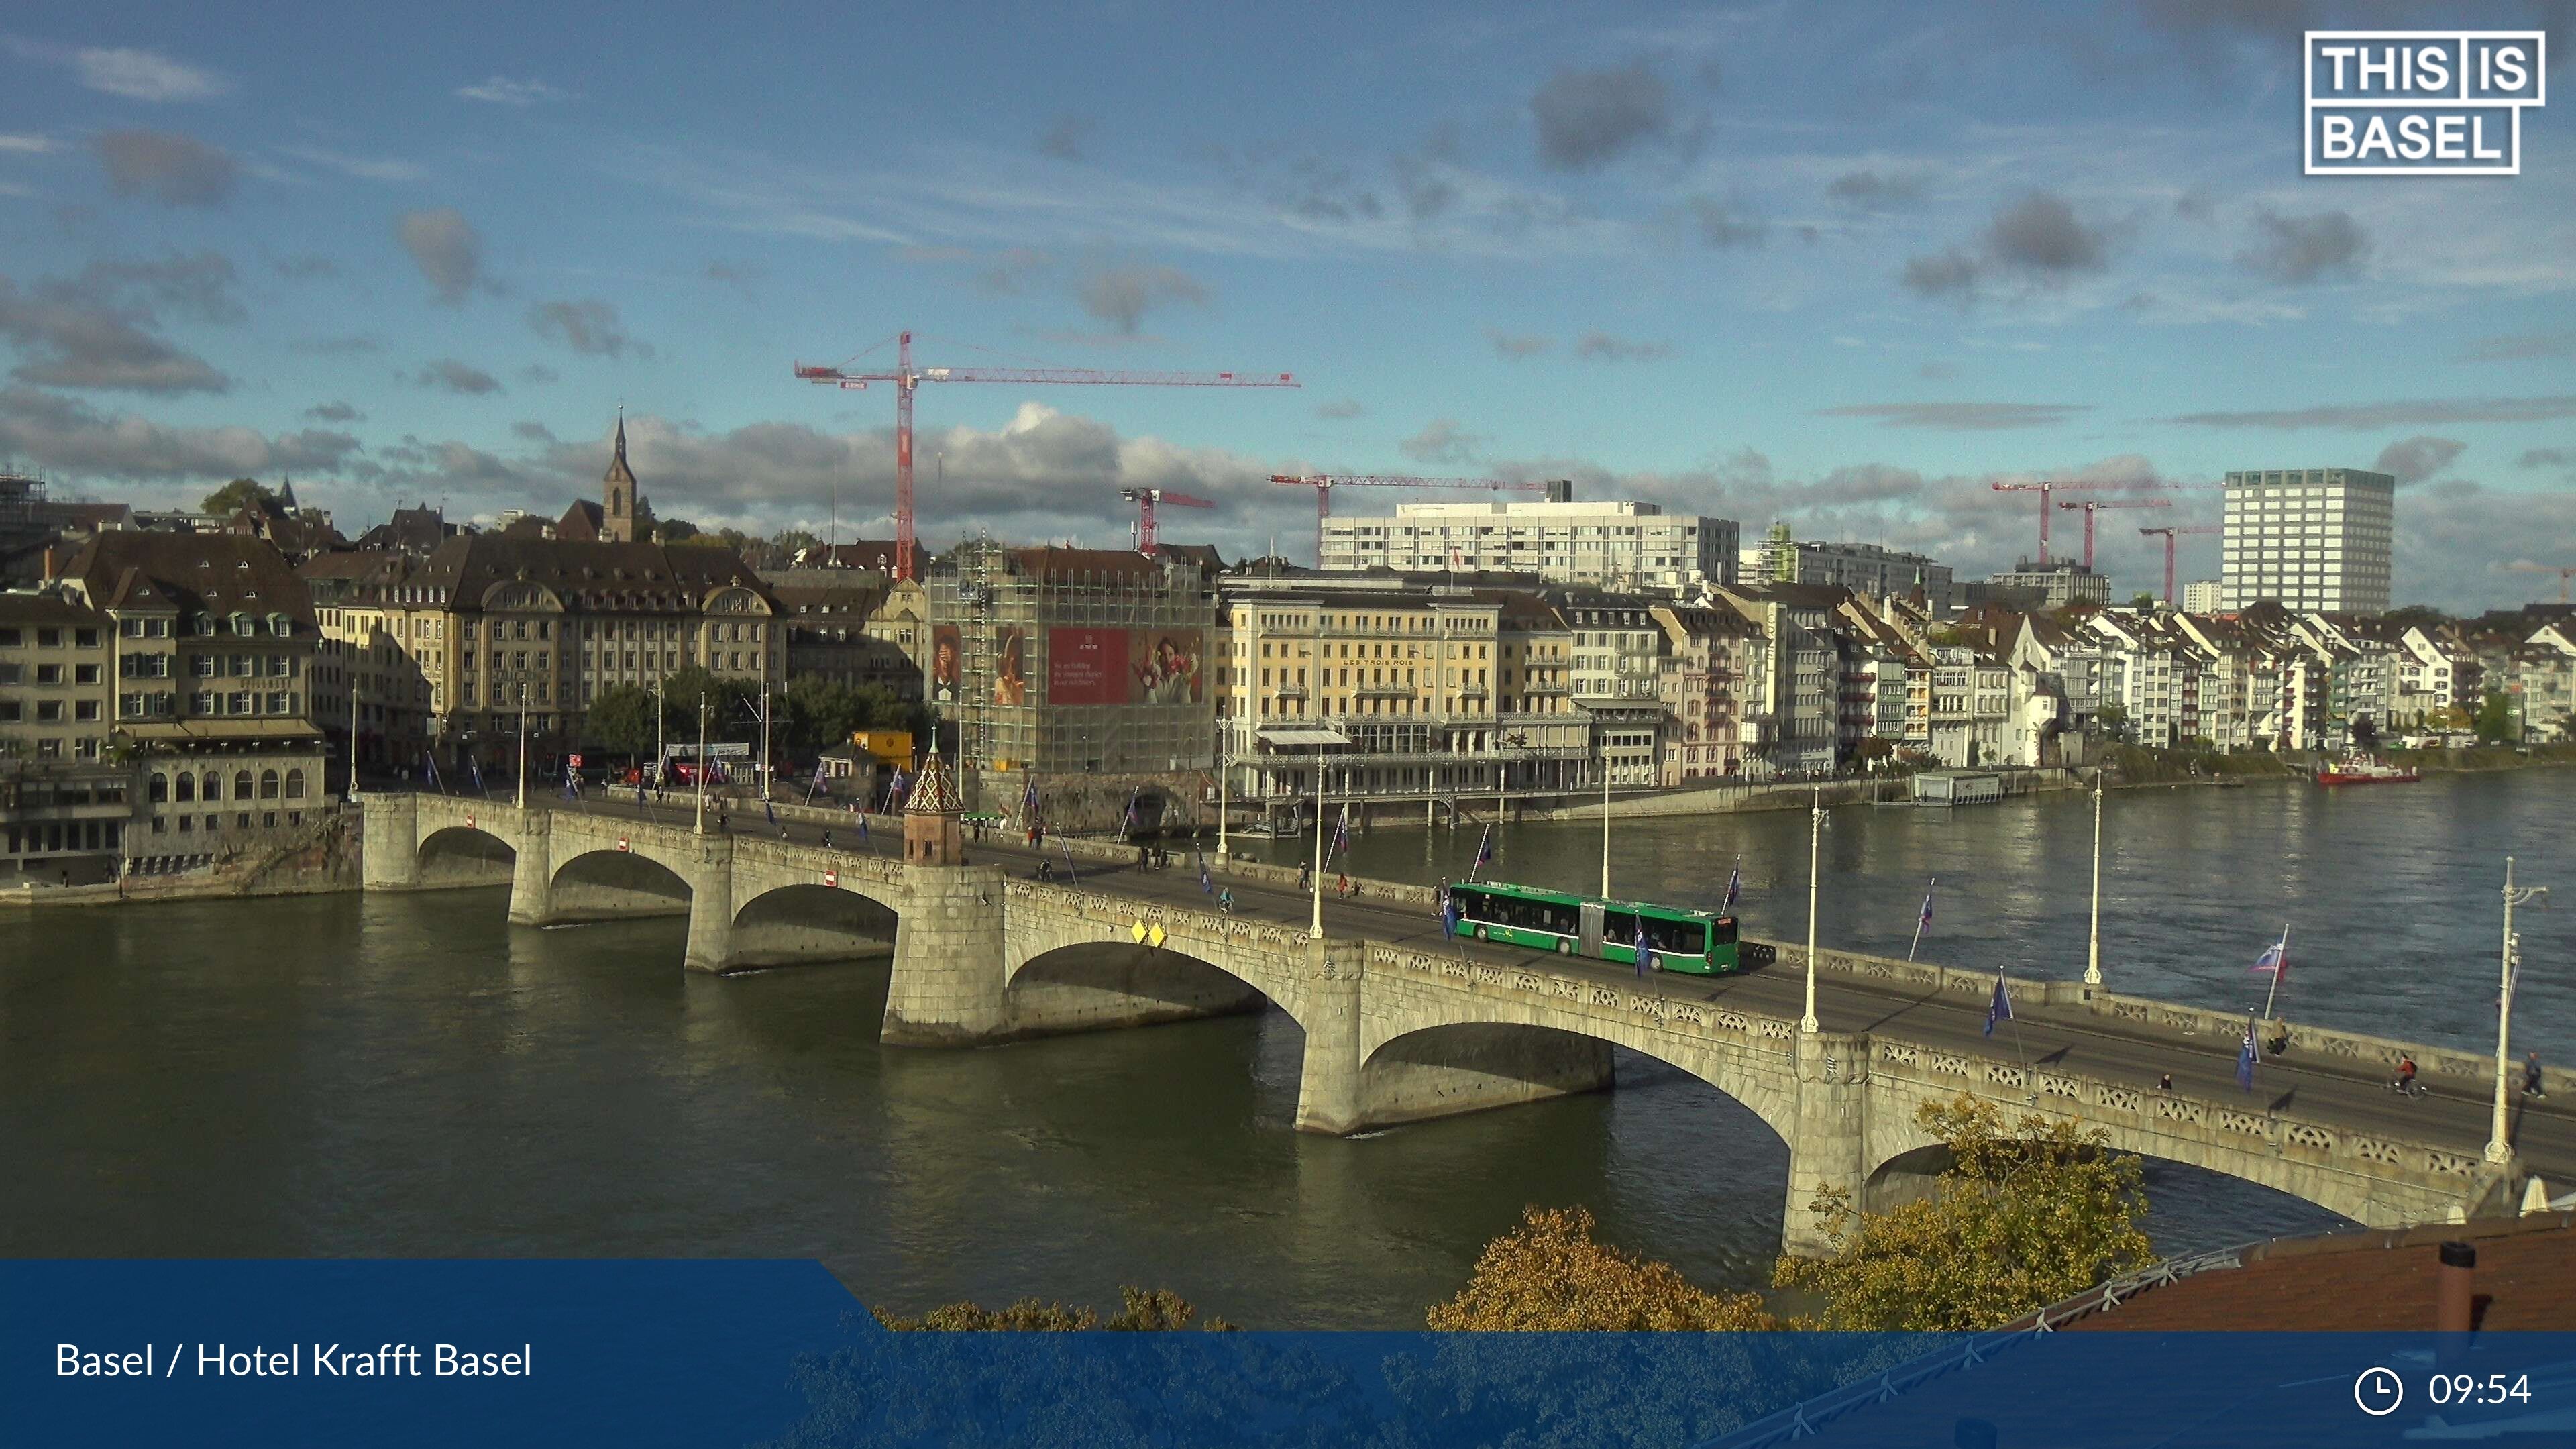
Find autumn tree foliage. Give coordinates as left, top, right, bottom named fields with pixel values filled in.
left=1772, top=1095, right=2155, bottom=1330
left=872, top=1287, right=1234, bottom=1332
left=1428, top=1206, right=1776, bottom=1331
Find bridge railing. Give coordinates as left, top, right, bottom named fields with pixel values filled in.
left=1746, top=933, right=2574, bottom=1100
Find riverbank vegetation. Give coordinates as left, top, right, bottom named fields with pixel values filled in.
left=871, top=1287, right=1234, bottom=1332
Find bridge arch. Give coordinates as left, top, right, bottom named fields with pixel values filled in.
left=1359, top=1002, right=1799, bottom=1145
left=727, top=882, right=904, bottom=969
left=417, top=824, right=515, bottom=886
left=1004, top=941, right=1273, bottom=1038
left=548, top=847, right=693, bottom=922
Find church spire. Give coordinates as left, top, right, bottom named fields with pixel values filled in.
left=602, top=407, right=639, bottom=542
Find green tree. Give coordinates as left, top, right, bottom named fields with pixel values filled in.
left=784, top=675, right=867, bottom=752
left=201, top=478, right=274, bottom=515
left=1772, top=1095, right=2154, bottom=1330
left=654, top=517, right=702, bottom=543
left=1428, top=1205, right=1774, bottom=1331
left=660, top=665, right=757, bottom=743
left=583, top=683, right=663, bottom=759
left=2473, top=688, right=2516, bottom=744
left=2130, top=592, right=2158, bottom=611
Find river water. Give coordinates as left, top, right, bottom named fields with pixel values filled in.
left=2, top=771, right=2566, bottom=1328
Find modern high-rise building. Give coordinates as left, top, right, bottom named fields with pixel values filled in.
left=2182, top=580, right=2223, bottom=614
left=1319, top=491, right=1737, bottom=596
left=1738, top=525, right=1954, bottom=609
left=2220, top=468, right=2395, bottom=614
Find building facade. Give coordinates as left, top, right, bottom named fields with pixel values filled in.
left=0, top=590, right=135, bottom=882
left=2182, top=579, right=2224, bottom=614
left=1741, top=528, right=1954, bottom=610
left=1320, top=495, right=1737, bottom=596
left=1984, top=560, right=2112, bottom=609
left=2221, top=467, right=2396, bottom=614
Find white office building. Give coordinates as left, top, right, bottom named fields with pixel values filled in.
left=2182, top=580, right=2223, bottom=614
left=1320, top=494, right=1737, bottom=596
left=1739, top=534, right=1954, bottom=610
left=2221, top=468, right=2395, bottom=615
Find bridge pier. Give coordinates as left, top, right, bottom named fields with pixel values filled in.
left=506, top=807, right=553, bottom=926
left=360, top=792, right=419, bottom=890
left=1783, top=1029, right=1871, bottom=1258
left=1293, top=941, right=1371, bottom=1134
left=881, top=861, right=1010, bottom=1041
left=682, top=833, right=739, bottom=973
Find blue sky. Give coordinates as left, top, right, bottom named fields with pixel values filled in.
left=1, top=1, right=2571, bottom=609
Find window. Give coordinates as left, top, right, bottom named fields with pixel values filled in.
left=234, top=771, right=254, bottom=800
left=177, top=772, right=197, bottom=802
left=260, top=769, right=280, bottom=800
left=36, top=700, right=62, bottom=722
left=36, top=663, right=60, bottom=684
left=75, top=700, right=100, bottom=722
left=150, top=773, right=168, bottom=802
left=284, top=769, right=305, bottom=799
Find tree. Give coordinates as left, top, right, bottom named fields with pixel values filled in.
left=654, top=517, right=702, bottom=543
left=2383, top=604, right=2449, bottom=631
left=2130, top=592, right=2158, bottom=612
left=2351, top=714, right=2380, bottom=751
left=582, top=683, right=663, bottom=759
left=1772, top=1095, right=2153, bottom=1330
left=1428, top=1205, right=1774, bottom=1330
left=201, top=478, right=274, bottom=515
left=659, top=665, right=757, bottom=743
left=873, top=1287, right=1234, bottom=1332
left=784, top=675, right=867, bottom=753
left=2474, top=688, right=2516, bottom=744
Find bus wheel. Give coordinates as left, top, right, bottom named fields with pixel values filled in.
left=1556, top=939, right=1572, bottom=955
left=1473, top=925, right=1487, bottom=941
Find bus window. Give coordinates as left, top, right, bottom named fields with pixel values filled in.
left=1710, top=916, right=1739, bottom=945
left=1654, top=920, right=1706, bottom=956
left=1537, top=898, right=1578, bottom=935
left=1603, top=911, right=1637, bottom=943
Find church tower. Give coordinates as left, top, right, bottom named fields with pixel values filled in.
left=602, top=410, right=641, bottom=543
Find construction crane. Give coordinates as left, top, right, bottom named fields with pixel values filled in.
left=1992, top=480, right=2174, bottom=565
left=2139, top=524, right=2223, bottom=604
left=2506, top=560, right=2576, bottom=604
left=1120, top=488, right=1214, bottom=556
left=794, top=331, right=1296, bottom=581
left=1265, top=474, right=1551, bottom=565
left=2057, top=496, right=2170, bottom=570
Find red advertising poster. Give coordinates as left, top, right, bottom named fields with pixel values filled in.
left=1046, top=627, right=1128, bottom=706
left=1131, top=628, right=1203, bottom=705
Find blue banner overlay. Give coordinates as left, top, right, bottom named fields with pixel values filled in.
left=7, top=1262, right=2574, bottom=1446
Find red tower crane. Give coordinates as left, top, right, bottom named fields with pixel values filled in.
left=794, top=331, right=1296, bottom=581
left=1265, top=474, right=1551, bottom=564
left=1120, top=488, right=1214, bottom=555
left=2139, top=524, right=2222, bottom=604
left=2506, top=560, right=2576, bottom=604
left=2056, top=496, right=2170, bottom=570
left=1992, top=480, right=2171, bottom=564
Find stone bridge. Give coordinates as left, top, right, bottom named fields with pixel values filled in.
left=364, top=792, right=2540, bottom=1254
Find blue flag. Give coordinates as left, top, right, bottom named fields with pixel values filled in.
left=2237, top=1016, right=2259, bottom=1091
left=468, top=757, right=484, bottom=794
left=562, top=773, right=578, bottom=801
left=2251, top=935, right=2286, bottom=978
left=1721, top=856, right=1741, bottom=914
left=1473, top=824, right=1493, bottom=873
left=1919, top=882, right=1935, bottom=929
left=423, top=750, right=441, bottom=792
left=765, top=800, right=780, bottom=831
left=1330, top=804, right=1350, bottom=862
left=1199, top=859, right=1213, bottom=894
left=1022, top=775, right=1040, bottom=820
left=1633, top=922, right=1654, bottom=977
left=1984, top=974, right=2013, bottom=1037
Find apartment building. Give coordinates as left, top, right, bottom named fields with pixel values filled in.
left=1648, top=602, right=1766, bottom=782
left=1320, top=493, right=1738, bottom=596
left=0, top=590, right=133, bottom=881
left=1742, top=527, right=1956, bottom=610
left=2221, top=467, right=2396, bottom=614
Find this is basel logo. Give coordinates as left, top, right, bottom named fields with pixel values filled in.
left=2305, top=32, right=2546, bottom=175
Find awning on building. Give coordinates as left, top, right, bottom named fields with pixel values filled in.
left=1254, top=727, right=1353, bottom=748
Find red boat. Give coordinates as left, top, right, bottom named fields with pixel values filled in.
left=2314, top=753, right=2420, bottom=786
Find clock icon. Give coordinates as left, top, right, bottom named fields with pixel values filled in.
left=2355, top=1366, right=2405, bottom=1417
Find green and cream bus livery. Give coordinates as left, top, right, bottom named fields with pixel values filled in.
left=1443, top=881, right=1769, bottom=975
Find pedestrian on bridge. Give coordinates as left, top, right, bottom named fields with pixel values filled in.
left=821, top=830, right=833, bottom=851
left=2528, top=1051, right=2549, bottom=1101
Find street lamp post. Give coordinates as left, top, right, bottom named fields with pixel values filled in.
left=693, top=698, right=709, bottom=836
left=1309, top=750, right=1327, bottom=941
left=2084, top=769, right=2105, bottom=991
left=1598, top=742, right=1613, bottom=900
left=649, top=678, right=665, bottom=793
left=514, top=683, right=529, bottom=810
left=2489, top=857, right=2548, bottom=1165
left=1803, top=787, right=1823, bottom=1034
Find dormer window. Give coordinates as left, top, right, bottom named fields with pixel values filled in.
left=229, top=612, right=252, bottom=635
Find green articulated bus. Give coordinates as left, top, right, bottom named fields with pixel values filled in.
left=1444, top=880, right=1770, bottom=975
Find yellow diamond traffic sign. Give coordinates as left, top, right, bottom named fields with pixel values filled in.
left=1130, top=920, right=1148, bottom=943
left=1148, top=923, right=1167, bottom=949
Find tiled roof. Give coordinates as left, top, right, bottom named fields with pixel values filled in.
left=411, top=536, right=773, bottom=611
left=65, top=531, right=316, bottom=623
left=2068, top=1212, right=2576, bottom=1332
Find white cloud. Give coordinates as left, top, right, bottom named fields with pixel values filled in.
left=454, top=76, right=572, bottom=106
left=278, top=146, right=423, bottom=183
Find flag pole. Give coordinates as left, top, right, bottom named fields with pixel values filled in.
left=2260, top=923, right=2288, bottom=1021
left=1908, top=875, right=1935, bottom=963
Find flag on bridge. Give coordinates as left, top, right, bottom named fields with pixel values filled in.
left=636, top=782, right=648, bottom=808
left=561, top=771, right=578, bottom=802
left=1633, top=922, right=1655, bottom=977
left=1471, top=824, right=1493, bottom=881
left=1721, top=855, right=1741, bottom=915
left=1983, top=973, right=2013, bottom=1038
left=1330, top=804, right=1350, bottom=863
left=1919, top=881, right=1936, bottom=930
left=1022, top=775, right=1040, bottom=825
left=1199, top=856, right=1213, bottom=894
left=2251, top=930, right=2288, bottom=979
left=2236, top=1015, right=2260, bottom=1092
left=857, top=813, right=869, bottom=843
left=810, top=758, right=829, bottom=792
left=764, top=800, right=779, bottom=831
left=423, top=750, right=441, bottom=792
left=467, top=757, right=485, bottom=795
